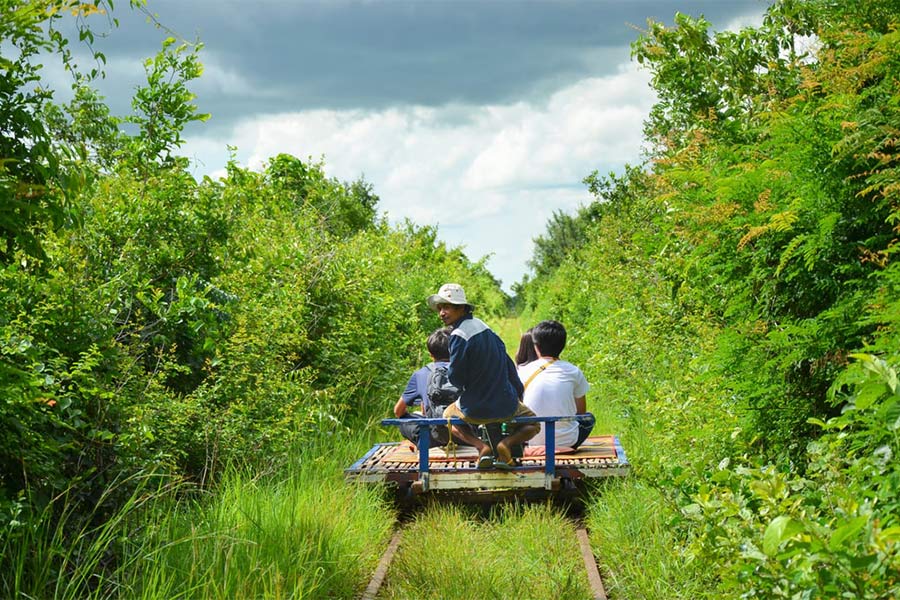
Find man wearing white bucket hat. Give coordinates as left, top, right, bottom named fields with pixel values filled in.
left=427, top=283, right=539, bottom=470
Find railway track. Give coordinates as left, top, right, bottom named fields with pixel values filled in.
left=360, top=517, right=609, bottom=600
left=349, top=420, right=626, bottom=598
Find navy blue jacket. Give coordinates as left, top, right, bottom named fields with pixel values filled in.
left=447, top=314, right=523, bottom=420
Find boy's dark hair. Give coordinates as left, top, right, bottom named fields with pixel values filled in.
left=531, top=320, right=566, bottom=358
left=426, top=327, right=451, bottom=360
left=515, top=328, right=538, bottom=365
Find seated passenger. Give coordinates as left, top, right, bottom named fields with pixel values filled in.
left=393, top=327, right=476, bottom=448
left=426, top=283, right=539, bottom=470
left=518, top=320, right=594, bottom=450
left=515, top=328, right=538, bottom=367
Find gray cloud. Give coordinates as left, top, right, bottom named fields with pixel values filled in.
left=56, top=0, right=771, bottom=289
left=77, top=0, right=768, bottom=131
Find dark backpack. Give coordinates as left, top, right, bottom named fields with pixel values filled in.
left=425, top=363, right=459, bottom=417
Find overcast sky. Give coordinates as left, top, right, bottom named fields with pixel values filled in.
left=70, top=0, right=771, bottom=291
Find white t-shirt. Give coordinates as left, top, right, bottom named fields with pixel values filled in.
left=518, top=358, right=590, bottom=447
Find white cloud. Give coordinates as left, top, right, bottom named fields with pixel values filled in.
left=182, top=62, right=655, bottom=291
left=723, top=8, right=767, bottom=32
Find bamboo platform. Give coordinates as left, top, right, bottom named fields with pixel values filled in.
left=345, top=434, right=630, bottom=495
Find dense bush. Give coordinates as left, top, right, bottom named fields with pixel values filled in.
left=519, top=0, right=900, bottom=596
left=1, top=4, right=509, bottom=594
left=1, top=151, right=504, bottom=496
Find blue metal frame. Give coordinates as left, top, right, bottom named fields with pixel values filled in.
left=381, top=414, right=594, bottom=478
left=613, top=435, right=630, bottom=468
left=346, top=442, right=385, bottom=472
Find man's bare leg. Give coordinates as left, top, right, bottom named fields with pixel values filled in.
left=495, top=424, right=540, bottom=464
left=450, top=424, right=490, bottom=458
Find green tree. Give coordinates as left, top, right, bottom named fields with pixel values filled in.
left=632, top=2, right=816, bottom=150
left=0, top=0, right=134, bottom=263
left=123, top=37, right=209, bottom=174
left=520, top=1, right=900, bottom=596
left=265, top=153, right=379, bottom=237
left=527, top=209, right=588, bottom=280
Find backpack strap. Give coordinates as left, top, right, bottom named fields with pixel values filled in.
left=523, top=358, right=557, bottom=390
left=420, top=362, right=435, bottom=410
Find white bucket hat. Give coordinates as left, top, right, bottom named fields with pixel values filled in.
left=427, top=283, right=473, bottom=310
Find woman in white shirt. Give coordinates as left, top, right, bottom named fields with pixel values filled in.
left=518, top=320, right=595, bottom=449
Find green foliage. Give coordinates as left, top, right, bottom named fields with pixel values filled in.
left=1, top=1, right=513, bottom=593
left=527, top=209, right=591, bottom=281
left=43, top=83, right=122, bottom=173
left=0, top=147, right=503, bottom=494
left=676, top=355, right=900, bottom=599
left=631, top=2, right=816, bottom=149
left=123, top=37, right=209, bottom=173
left=517, top=1, right=900, bottom=597
left=620, top=0, right=900, bottom=459
left=1, top=0, right=97, bottom=261
left=266, top=153, right=379, bottom=238
left=0, top=1, right=155, bottom=262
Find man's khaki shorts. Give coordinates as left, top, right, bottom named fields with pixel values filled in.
left=443, top=400, right=536, bottom=432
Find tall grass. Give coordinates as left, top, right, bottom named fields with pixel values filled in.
left=578, top=384, right=721, bottom=599
left=587, top=480, right=713, bottom=600
left=124, top=435, right=394, bottom=599
left=2, top=434, right=395, bottom=599
left=381, top=502, right=591, bottom=600
left=1, top=471, right=174, bottom=600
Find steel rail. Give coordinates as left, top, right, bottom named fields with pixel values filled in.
left=577, top=526, right=609, bottom=600
left=360, top=528, right=403, bottom=600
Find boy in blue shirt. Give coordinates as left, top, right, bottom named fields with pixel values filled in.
left=394, top=327, right=475, bottom=448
